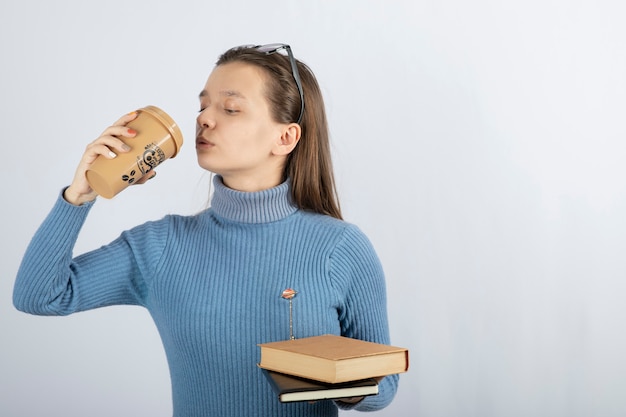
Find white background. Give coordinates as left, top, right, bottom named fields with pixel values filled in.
left=1, top=1, right=625, bottom=416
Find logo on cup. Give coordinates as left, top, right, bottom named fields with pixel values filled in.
left=121, top=142, right=166, bottom=184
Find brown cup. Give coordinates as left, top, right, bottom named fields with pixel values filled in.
left=85, top=105, right=184, bottom=198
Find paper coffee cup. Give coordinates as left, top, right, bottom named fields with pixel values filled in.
left=86, top=105, right=184, bottom=198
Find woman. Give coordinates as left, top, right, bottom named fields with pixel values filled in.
left=13, top=44, right=398, bottom=417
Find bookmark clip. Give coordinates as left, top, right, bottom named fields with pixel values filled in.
left=281, top=288, right=298, bottom=340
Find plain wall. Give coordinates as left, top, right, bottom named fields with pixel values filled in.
left=1, top=1, right=625, bottom=416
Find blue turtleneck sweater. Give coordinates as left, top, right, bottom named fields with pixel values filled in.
left=13, top=176, right=398, bottom=417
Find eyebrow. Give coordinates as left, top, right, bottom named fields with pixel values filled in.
left=198, top=89, right=247, bottom=99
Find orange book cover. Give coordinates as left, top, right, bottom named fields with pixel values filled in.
left=258, top=334, right=409, bottom=384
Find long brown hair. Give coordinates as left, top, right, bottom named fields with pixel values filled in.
left=216, top=46, right=342, bottom=220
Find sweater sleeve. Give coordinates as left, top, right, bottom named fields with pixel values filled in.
left=12, top=191, right=166, bottom=316
left=329, top=224, right=400, bottom=412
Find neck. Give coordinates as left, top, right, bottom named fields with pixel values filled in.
left=219, top=171, right=284, bottom=192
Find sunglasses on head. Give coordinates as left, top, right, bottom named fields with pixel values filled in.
left=233, top=43, right=305, bottom=124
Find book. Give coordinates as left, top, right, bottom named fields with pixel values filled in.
left=258, top=334, right=409, bottom=384
left=261, top=369, right=379, bottom=403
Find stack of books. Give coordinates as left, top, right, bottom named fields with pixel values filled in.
left=258, top=334, right=409, bottom=403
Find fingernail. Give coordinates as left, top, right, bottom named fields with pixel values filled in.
left=109, top=151, right=117, bottom=158
left=122, top=144, right=131, bottom=151
left=128, top=111, right=137, bottom=116
left=127, top=128, right=137, bottom=135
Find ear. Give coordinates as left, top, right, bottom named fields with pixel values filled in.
left=272, top=123, right=301, bottom=156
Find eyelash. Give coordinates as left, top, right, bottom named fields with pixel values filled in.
left=197, top=107, right=239, bottom=115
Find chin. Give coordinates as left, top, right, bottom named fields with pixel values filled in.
left=196, top=155, right=215, bottom=172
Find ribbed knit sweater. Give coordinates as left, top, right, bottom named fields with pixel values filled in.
left=13, top=176, right=398, bottom=417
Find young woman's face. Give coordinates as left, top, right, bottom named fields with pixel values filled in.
left=196, top=62, right=288, bottom=190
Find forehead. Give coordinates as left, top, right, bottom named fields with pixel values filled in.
left=200, top=62, right=267, bottom=100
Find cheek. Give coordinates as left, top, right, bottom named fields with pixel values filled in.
left=233, top=125, right=274, bottom=150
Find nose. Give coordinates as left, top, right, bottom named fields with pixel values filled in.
left=196, top=108, right=215, bottom=129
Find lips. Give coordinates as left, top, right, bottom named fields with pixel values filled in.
left=195, top=136, right=214, bottom=148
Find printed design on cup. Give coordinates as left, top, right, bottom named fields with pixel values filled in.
left=121, top=142, right=166, bottom=184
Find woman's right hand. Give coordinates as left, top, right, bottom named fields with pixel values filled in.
left=63, top=112, right=139, bottom=206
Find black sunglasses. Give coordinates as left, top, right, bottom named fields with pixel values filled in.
left=235, top=43, right=305, bottom=124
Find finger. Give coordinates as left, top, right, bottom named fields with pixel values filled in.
left=82, top=143, right=120, bottom=164
left=84, top=136, right=131, bottom=162
left=112, top=110, right=139, bottom=127
left=100, top=124, right=138, bottom=140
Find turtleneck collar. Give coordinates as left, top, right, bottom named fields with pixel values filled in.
left=209, top=175, right=299, bottom=224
